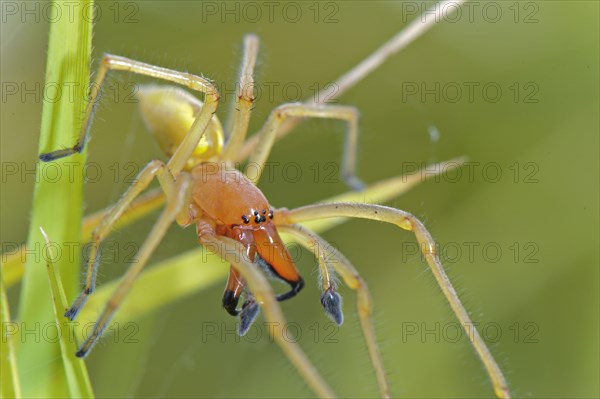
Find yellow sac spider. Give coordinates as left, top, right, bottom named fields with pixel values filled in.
left=38, top=1, right=509, bottom=398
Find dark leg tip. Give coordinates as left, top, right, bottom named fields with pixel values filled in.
left=238, top=299, right=260, bottom=336
left=75, top=349, right=87, bottom=358
left=64, top=306, right=81, bottom=321
left=344, top=175, right=366, bottom=192
left=38, top=146, right=81, bottom=162
left=321, top=288, right=344, bottom=326
left=39, top=153, right=54, bottom=162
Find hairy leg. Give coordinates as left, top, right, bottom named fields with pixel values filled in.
left=75, top=173, right=192, bottom=357
left=275, top=202, right=511, bottom=399
left=197, top=221, right=336, bottom=398
left=279, top=223, right=391, bottom=399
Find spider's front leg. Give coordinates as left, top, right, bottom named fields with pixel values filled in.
left=75, top=170, right=193, bottom=357
left=39, top=53, right=220, bottom=176
left=63, top=160, right=176, bottom=322
left=196, top=221, right=336, bottom=399
left=279, top=224, right=389, bottom=398
left=36, top=53, right=222, bottom=354
left=275, top=202, right=511, bottom=399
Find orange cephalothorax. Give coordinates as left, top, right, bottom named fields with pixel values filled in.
left=191, top=162, right=272, bottom=226
left=191, top=162, right=303, bottom=333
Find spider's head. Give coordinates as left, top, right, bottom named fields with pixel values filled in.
left=136, top=85, right=224, bottom=170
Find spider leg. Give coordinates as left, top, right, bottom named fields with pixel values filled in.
left=75, top=157, right=465, bottom=250
left=75, top=172, right=192, bottom=357
left=38, top=53, right=220, bottom=175
left=245, top=103, right=364, bottom=190
left=236, top=0, right=466, bottom=162
left=279, top=224, right=390, bottom=398
left=221, top=34, right=259, bottom=160
left=275, top=202, right=511, bottom=399
left=64, top=160, right=178, bottom=322
left=196, top=222, right=336, bottom=399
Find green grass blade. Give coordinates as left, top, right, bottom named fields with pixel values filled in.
left=1, top=277, right=22, bottom=399
left=18, top=0, right=93, bottom=396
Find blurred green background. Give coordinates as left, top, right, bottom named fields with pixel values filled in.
left=2, top=1, right=598, bottom=398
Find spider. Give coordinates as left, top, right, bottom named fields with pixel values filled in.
left=38, top=3, right=510, bottom=399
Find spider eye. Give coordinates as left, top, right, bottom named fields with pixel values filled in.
left=241, top=215, right=250, bottom=224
